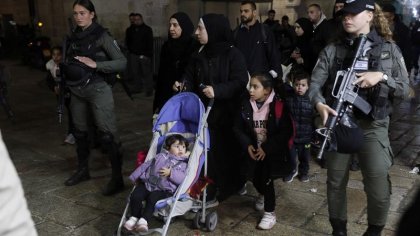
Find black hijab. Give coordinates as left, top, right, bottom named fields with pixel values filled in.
left=169, top=12, right=194, bottom=41
left=166, top=12, right=194, bottom=58
left=295, top=18, right=313, bottom=41
left=201, top=14, right=233, bottom=58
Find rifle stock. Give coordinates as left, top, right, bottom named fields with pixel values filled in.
left=315, top=34, right=372, bottom=159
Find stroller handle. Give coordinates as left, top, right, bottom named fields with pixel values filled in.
left=207, top=98, right=214, bottom=108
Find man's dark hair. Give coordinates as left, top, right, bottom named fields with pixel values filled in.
left=135, top=13, right=143, bottom=19
left=165, top=134, right=189, bottom=151
left=282, top=15, right=289, bottom=21
left=268, top=9, right=275, bottom=14
left=308, top=3, right=321, bottom=11
left=290, top=67, right=310, bottom=85
left=241, top=1, right=257, bottom=10
left=129, top=12, right=136, bottom=17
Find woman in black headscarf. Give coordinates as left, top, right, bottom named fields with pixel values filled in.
left=290, top=18, right=316, bottom=73
left=152, top=12, right=196, bottom=114
left=174, top=13, right=248, bottom=203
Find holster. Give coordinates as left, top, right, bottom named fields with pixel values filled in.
left=368, top=83, right=390, bottom=120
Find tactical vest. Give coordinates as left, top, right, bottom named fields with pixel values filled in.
left=326, top=41, right=393, bottom=120
left=63, top=25, right=107, bottom=86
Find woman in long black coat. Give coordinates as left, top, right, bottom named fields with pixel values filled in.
left=174, top=13, right=249, bottom=202
left=153, top=12, right=196, bottom=113
left=290, top=18, right=316, bottom=73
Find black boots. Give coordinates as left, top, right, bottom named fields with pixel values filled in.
left=99, top=131, right=124, bottom=196
left=65, top=130, right=91, bottom=186
left=363, top=224, right=384, bottom=236
left=64, top=167, right=90, bottom=186
left=330, top=220, right=383, bottom=236
left=330, top=218, right=347, bottom=236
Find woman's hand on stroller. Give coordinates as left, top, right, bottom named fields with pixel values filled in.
left=159, top=167, right=171, bottom=177
left=200, top=84, right=214, bottom=98
left=173, top=81, right=185, bottom=92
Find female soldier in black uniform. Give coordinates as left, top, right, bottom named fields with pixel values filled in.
left=308, top=0, right=410, bottom=235
left=63, top=0, right=126, bottom=196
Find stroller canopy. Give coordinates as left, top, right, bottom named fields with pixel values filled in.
left=153, top=92, right=205, bottom=135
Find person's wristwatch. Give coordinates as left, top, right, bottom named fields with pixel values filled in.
left=381, top=73, right=389, bottom=83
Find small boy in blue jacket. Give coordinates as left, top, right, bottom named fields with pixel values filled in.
left=284, top=69, right=314, bottom=183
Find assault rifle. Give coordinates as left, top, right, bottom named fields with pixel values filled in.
left=0, top=64, right=14, bottom=121
left=315, top=34, right=372, bottom=159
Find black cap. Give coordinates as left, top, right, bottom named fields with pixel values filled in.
left=340, top=0, right=375, bottom=15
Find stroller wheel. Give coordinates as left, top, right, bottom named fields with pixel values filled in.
left=193, top=211, right=203, bottom=229
left=205, top=211, right=218, bottom=232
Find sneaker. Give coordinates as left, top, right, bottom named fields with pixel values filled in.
left=299, top=174, right=309, bottom=183
left=135, top=217, right=148, bottom=233
left=255, top=194, right=264, bottom=211
left=238, top=183, right=247, bottom=196
left=257, top=212, right=276, bottom=230
left=123, top=216, right=138, bottom=231
left=64, top=133, right=75, bottom=145
left=283, top=170, right=298, bottom=183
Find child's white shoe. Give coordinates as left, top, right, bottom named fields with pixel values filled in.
left=257, top=212, right=276, bottom=230
left=135, top=217, right=148, bottom=233
left=254, top=194, right=264, bottom=211
left=123, top=216, right=138, bottom=231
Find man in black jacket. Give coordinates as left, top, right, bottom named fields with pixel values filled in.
left=307, top=3, right=330, bottom=59
left=234, top=1, right=282, bottom=80
left=125, top=13, right=154, bottom=96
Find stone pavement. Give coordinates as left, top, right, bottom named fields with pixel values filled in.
left=0, top=59, right=419, bottom=236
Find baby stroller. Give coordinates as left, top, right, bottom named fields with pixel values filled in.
left=116, top=92, right=217, bottom=236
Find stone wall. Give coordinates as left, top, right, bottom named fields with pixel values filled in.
left=0, top=0, right=30, bottom=25
left=2, top=0, right=335, bottom=46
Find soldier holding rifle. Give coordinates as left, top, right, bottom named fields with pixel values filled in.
left=308, top=0, right=410, bottom=235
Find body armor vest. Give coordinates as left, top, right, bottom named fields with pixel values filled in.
left=326, top=40, right=393, bottom=120
left=62, top=24, right=106, bottom=86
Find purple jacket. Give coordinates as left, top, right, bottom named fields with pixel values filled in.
left=129, top=151, right=188, bottom=193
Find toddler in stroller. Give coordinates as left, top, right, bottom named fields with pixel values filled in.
left=124, top=134, right=190, bottom=233
left=117, top=92, right=217, bottom=236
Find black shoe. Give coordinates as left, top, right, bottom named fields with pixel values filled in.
left=102, top=178, right=125, bottom=196
left=330, top=218, right=347, bottom=236
left=64, top=168, right=90, bottom=186
left=362, top=225, right=384, bottom=236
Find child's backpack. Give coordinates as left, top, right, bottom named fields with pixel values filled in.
left=269, top=98, right=296, bottom=179
left=274, top=99, right=295, bottom=149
